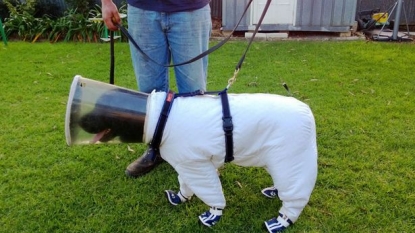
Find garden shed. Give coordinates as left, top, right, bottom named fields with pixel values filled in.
left=222, top=0, right=357, bottom=33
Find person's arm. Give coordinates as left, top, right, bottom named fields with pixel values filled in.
left=101, top=0, right=121, bottom=30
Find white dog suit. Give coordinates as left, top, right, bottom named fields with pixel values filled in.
left=144, top=91, right=318, bottom=223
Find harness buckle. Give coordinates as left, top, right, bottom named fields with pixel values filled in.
left=222, top=117, right=233, bottom=134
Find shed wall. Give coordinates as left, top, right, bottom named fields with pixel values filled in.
left=222, top=0, right=357, bottom=32
left=222, top=0, right=252, bottom=31
left=210, top=0, right=222, bottom=19
left=294, top=0, right=357, bottom=32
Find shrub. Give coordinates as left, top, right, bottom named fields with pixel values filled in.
left=49, top=8, right=99, bottom=42
left=3, top=0, right=40, bottom=41
left=3, top=0, right=128, bottom=42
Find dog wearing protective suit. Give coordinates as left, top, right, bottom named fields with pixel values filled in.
left=146, top=91, right=317, bottom=232
left=78, top=89, right=317, bottom=233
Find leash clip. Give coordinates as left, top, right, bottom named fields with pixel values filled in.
left=227, top=69, right=239, bottom=89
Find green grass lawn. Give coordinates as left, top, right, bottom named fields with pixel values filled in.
left=1, top=40, right=415, bottom=232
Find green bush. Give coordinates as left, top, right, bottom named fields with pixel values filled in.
left=4, top=0, right=37, bottom=16
left=3, top=0, right=42, bottom=41
left=3, top=1, right=127, bottom=43
left=49, top=8, right=101, bottom=42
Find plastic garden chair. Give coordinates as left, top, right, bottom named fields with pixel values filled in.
left=88, top=13, right=126, bottom=42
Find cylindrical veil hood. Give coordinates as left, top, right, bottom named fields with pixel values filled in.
left=65, top=75, right=148, bottom=145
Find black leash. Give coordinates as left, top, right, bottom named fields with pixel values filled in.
left=112, top=0, right=272, bottom=163
left=116, top=0, right=255, bottom=68
left=235, top=0, right=272, bottom=72
left=226, top=0, right=272, bottom=89
left=111, top=0, right=272, bottom=87
left=109, top=30, right=115, bottom=85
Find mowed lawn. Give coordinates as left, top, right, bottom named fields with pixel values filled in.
left=0, top=39, right=414, bottom=232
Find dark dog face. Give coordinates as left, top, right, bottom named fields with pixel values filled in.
left=78, top=89, right=147, bottom=143
left=79, top=110, right=119, bottom=142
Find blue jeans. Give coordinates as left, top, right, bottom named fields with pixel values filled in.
left=127, top=4, right=211, bottom=93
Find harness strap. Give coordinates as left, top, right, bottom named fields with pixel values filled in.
left=150, top=91, right=175, bottom=150
left=175, top=89, right=234, bottom=162
left=219, top=89, right=234, bottom=163
left=151, top=89, right=234, bottom=163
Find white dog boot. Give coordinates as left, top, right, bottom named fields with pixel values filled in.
left=264, top=213, right=293, bottom=232
left=199, top=207, right=222, bottom=227
left=164, top=190, right=191, bottom=206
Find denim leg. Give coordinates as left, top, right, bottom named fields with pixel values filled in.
left=167, top=4, right=211, bottom=93
left=127, top=4, right=211, bottom=93
left=127, top=5, right=170, bottom=93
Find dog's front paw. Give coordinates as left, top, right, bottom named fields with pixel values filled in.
left=198, top=207, right=222, bottom=227
left=165, top=190, right=192, bottom=206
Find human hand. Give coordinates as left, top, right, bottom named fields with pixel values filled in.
left=101, top=0, right=121, bottom=30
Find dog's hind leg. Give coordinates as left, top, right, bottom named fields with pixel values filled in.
left=264, top=142, right=317, bottom=224
left=174, top=160, right=226, bottom=210
left=177, top=174, right=194, bottom=200
left=174, top=160, right=225, bottom=226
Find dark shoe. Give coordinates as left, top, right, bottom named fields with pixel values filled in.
left=125, top=147, right=163, bottom=178
left=199, top=208, right=222, bottom=227
left=264, top=213, right=293, bottom=233
left=261, top=186, right=278, bottom=199
left=164, top=190, right=191, bottom=206
left=164, top=190, right=182, bottom=206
